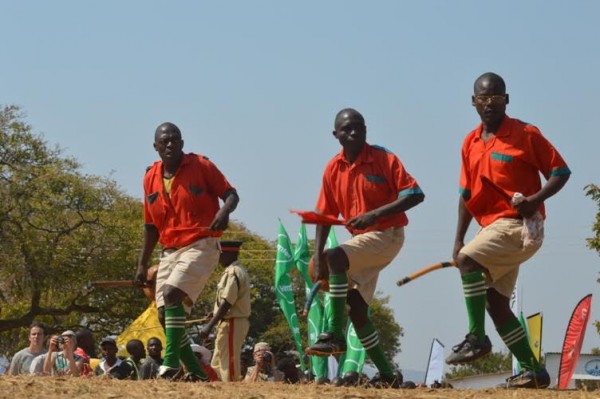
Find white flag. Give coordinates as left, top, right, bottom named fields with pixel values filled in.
left=424, top=339, right=445, bottom=386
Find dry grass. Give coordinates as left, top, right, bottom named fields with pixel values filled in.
left=0, top=376, right=598, bottom=399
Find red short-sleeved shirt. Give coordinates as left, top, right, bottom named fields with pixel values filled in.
left=143, top=153, right=236, bottom=248
left=316, top=143, right=423, bottom=235
left=459, top=116, right=570, bottom=227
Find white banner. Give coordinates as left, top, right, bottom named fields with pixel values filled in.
left=424, top=338, right=445, bottom=386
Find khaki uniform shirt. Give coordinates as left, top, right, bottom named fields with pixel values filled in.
left=214, top=260, right=251, bottom=318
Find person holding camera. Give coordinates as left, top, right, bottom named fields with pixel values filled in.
left=243, top=342, right=284, bottom=383
left=42, top=330, right=84, bottom=376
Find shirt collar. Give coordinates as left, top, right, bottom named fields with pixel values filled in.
left=474, top=115, right=511, bottom=141
left=335, top=143, right=374, bottom=166
left=100, top=357, right=122, bottom=371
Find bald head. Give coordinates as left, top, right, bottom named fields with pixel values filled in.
left=154, top=122, right=181, bottom=142
left=474, top=72, right=506, bottom=94
left=334, top=108, right=365, bottom=130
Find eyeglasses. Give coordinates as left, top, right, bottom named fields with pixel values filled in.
left=474, top=95, right=506, bottom=105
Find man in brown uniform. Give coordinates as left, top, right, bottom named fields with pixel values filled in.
left=199, top=240, right=250, bottom=381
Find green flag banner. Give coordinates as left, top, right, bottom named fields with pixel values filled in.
left=294, top=223, right=327, bottom=379
left=274, top=221, right=305, bottom=371
left=341, top=321, right=366, bottom=375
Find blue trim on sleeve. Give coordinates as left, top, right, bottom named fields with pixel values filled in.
left=371, top=144, right=391, bottom=153
left=550, top=167, right=571, bottom=176
left=459, top=187, right=471, bottom=200
left=398, top=187, right=423, bottom=197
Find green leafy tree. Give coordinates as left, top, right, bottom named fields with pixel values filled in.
left=444, top=350, right=512, bottom=380
left=0, top=105, right=146, bottom=353
left=585, top=184, right=600, bottom=255
left=585, top=184, right=600, bottom=335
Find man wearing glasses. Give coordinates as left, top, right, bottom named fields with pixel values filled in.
left=446, top=72, right=570, bottom=389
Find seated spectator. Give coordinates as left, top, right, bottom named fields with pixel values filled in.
left=277, top=357, right=300, bottom=384
left=243, top=342, right=284, bottom=383
left=74, top=328, right=96, bottom=376
left=139, top=337, right=162, bottom=380
left=94, top=337, right=134, bottom=380
left=43, top=330, right=83, bottom=376
left=8, top=322, right=47, bottom=375
left=0, top=355, right=9, bottom=375
left=124, top=339, right=146, bottom=380
left=191, top=343, right=219, bottom=381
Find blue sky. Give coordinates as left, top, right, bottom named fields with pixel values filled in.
left=2, top=1, right=599, bottom=375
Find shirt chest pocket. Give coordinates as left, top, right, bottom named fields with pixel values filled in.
left=361, top=174, right=390, bottom=196
left=489, top=151, right=520, bottom=178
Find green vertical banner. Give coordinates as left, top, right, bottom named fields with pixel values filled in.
left=274, top=221, right=305, bottom=371
left=341, top=318, right=366, bottom=376
left=325, top=228, right=366, bottom=377
left=294, top=223, right=327, bottom=379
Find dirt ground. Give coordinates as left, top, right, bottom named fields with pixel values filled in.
left=0, top=376, right=599, bottom=399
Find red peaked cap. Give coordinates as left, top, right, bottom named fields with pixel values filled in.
left=220, top=240, right=243, bottom=253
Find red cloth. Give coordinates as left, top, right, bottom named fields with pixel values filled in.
left=289, top=210, right=346, bottom=226
left=204, top=364, right=219, bottom=381
left=74, top=347, right=91, bottom=376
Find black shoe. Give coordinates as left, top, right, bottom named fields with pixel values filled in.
left=182, top=372, right=208, bottom=383
left=368, top=370, right=403, bottom=389
left=305, top=332, right=347, bottom=356
left=158, top=365, right=183, bottom=380
left=315, top=377, right=330, bottom=385
left=501, top=369, right=550, bottom=389
left=445, top=334, right=492, bottom=365
left=340, top=371, right=360, bottom=387
left=331, top=377, right=343, bottom=387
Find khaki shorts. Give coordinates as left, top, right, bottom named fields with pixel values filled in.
left=459, top=218, right=543, bottom=298
left=155, top=237, right=220, bottom=313
left=340, top=226, right=405, bottom=303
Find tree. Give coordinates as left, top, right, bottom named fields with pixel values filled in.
left=444, top=350, right=512, bottom=380
left=584, top=184, right=600, bottom=335
left=0, top=105, right=146, bottom=352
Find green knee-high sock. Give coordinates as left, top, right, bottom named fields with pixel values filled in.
left=498, top=317, right=541, bottom=372
left=462, top=271, right=487, bottom=340
left=356, top=322, right=393, bottom=377
left=163, top=305, right=186, bottom=368
left=179, top=333, right=207, bottom=378
left=328, top=273, right=348, bottom=340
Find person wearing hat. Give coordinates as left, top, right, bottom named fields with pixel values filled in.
left=135, top=122, right=239, bottom=381
left=94, top=337, right=135, bottom=380
left=43, top=330, right=84, bottom=376
left=198, top=240, right=250, bottom=382
left=243, top=342, right=284, bottom=382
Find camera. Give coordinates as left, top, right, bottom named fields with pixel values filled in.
left=56, top=336, right=65, bottom=345
left=262, top=352, right=272, bottom=362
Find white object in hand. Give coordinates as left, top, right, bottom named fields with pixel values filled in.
left=511, top=193, right=544, bottom=248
